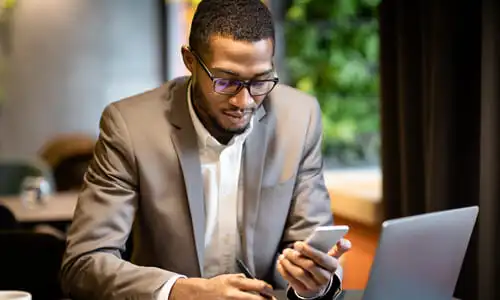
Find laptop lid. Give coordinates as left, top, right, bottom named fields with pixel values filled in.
left=362, top=206, right=478, bottom=300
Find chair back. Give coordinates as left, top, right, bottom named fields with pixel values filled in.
left=0, top=231, right=65, bottom=299
left=0, top=205, right=18, bottom=230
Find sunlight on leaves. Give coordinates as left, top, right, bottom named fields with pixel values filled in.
left=285, top=0, right=381, bottom=166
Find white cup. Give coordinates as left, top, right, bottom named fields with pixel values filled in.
left=0, top=291, right=32, bottom=300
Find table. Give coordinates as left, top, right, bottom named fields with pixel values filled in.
left=0, top=192, right=78, bottom=223
left=275, top=290, right=460, bottom=299
left=274, top=290, right=364, bottom=300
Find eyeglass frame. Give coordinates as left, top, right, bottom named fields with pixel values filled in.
left=187, top=46, right=279, bottom=97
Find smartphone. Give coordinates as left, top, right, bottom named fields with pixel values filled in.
left=305, top=225, right=350, bottom=253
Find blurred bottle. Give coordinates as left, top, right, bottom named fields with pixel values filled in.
left=19, top=176, right=51, bottom=209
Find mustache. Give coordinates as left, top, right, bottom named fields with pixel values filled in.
left=225, top=102, right=262, bottom=114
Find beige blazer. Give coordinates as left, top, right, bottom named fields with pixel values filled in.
left=60, top=76, right=336, bottom=300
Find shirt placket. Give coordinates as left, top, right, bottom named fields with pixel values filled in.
left=217, top=145, right=239, bottom=274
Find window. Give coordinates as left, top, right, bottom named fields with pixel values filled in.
left=281, top=0, right=381, bottom=169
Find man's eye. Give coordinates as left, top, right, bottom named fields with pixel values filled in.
left=214, top=79, right=241, bottom=93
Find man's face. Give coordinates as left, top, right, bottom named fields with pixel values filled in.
left=182, top=36, right=275, bottom=135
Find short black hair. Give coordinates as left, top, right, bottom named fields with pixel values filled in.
left=189, top=0, right=275, bottom=54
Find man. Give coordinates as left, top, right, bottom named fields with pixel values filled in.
left=60, top=0, right=351, bottom=299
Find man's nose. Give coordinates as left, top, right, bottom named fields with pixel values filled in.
left=229, top=87, right=254, bottom=109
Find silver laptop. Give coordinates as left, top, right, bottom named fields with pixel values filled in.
left=360, top=206, right=478, bottom=300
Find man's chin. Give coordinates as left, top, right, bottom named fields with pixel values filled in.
left=223, top=124, right=250, bottom=135
left=210, top=114, right=252, bottom=136
left=218, top=119, right=252, bottom=135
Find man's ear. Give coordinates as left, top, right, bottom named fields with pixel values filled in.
left=181, top=45, right=195, bottom=74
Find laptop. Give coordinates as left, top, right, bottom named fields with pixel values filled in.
left=357, top=206, right=479, bottom=300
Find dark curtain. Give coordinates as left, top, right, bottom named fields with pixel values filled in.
left=379, top=0, right=500, bottom=299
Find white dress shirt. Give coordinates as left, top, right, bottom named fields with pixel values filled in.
left=188, top=88, right=253, bottom=278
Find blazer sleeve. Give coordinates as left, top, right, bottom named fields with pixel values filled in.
left=60, top=104, right=175, bottom=300
left=273, top=99, right=342, bottom=298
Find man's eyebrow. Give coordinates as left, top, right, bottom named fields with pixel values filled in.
left=212, top=68, right=239, bottom=76
left=212, top=68, right=274, bottom=78
left=254, top=69, right=274, bottom=77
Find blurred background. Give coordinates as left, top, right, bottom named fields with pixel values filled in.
left=0, top=0, right=498, bottom=299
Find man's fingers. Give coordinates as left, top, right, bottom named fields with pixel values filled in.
left=277, top=259, right=309, bottom=295
left=224, top=289, right=273, bottom=300
left=282, top=248, right=331, bottom=286
left=328, top=239, right=352, bottom=258
left=293, top=242, right=339, bottom=273
left=278, top=254, right=320, bottom=291
left=230, top=277, right=274, bottom=297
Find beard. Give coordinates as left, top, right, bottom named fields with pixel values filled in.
left=192, top=81, right=254, bottom=136
left=213, top=114, right=250, bottom=135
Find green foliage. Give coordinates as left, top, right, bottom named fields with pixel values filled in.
left=0, top=0, right=17, bottom=108
left=284, top=0, right=381, bottom=167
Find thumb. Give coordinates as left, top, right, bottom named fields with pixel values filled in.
left=328, top=238, right=352, bottom=258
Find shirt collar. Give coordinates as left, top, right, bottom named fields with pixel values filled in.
left=187, top=80, right=253, bottom=150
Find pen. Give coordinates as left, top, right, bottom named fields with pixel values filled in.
left=236, top=258, right=255, bottom=279
left=236, top=258, right=274, bottom=299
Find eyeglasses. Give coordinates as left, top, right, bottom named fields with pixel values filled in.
left=189, top=48, right=279, bottom=97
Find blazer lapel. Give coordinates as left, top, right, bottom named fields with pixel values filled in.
left=242, top=104, right=269, bottom=274
left=168, top=79, right=205, bottom=276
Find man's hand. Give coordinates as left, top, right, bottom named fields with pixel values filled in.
left=169, top=273, right=276, bottom=300
left=277, top=239, right=351, bottom=298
